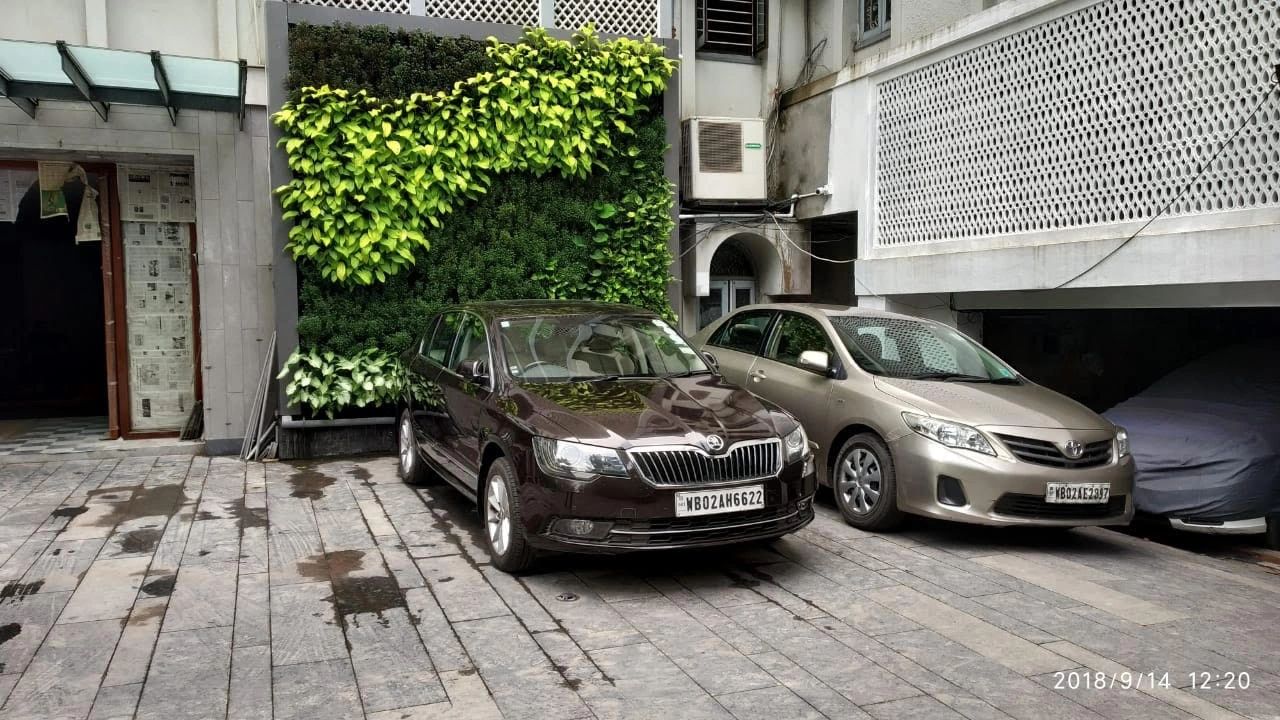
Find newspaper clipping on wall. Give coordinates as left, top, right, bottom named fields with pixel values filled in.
left=124, top=221, right=196, bottom=430
left=118, top=165, right=196, bottom=223
left=0, top=169, right=36, bottom=222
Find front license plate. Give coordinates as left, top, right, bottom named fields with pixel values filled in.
left=1045, top=482, right=1110, bottom=504
left=675, top=485, right=765, bottom=518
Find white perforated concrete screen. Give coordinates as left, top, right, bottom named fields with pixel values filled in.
left=556, top=0, right=658, bottom=38
left=421, top=0, right=538, bottom=25
left=124, top=221, right=196, bottom=431
left=292, top=0, right=411, bottom=13
left=874, top=0, right=1280, bottom=246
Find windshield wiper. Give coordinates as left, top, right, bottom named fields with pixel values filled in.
left=663, top=369, right=713, bottom=378
left=909, top=372, right=998, bottom=383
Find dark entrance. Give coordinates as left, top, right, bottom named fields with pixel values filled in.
left=0, top=172, right=107, bottom=420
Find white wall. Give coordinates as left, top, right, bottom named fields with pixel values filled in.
left=1, top=0, right=266, bottom=67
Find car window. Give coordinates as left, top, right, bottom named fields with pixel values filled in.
left=831, top=315, right=1017, bottom=381
left=449, top=314, right=490, bottom=372
left=709, top=310, right=773, bottom=355
left=426, top=312, right=462, bottom=366
left=766, top=313, right=834, bottom=366
left=499, top=315, right=707, bottom=382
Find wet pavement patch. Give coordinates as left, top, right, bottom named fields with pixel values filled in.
left=0, top=581, right=43, bottom=602
left=51, top=506, right=88, bottom=519
left=86, top=484, right=187, bottom=528
left=120, top=528, right=163, bottom=555
left=140, top=575, right=176, bottom=597
left=330, top=575, right=406, bottom=624
left=289, top=466, right=337, bottom=500
left=297, top=549, right=366, bottom=582
left=0, top=623, right=20, bottom=645
left=224, top=498, right=268, bottom=530
left=129, top=604, right=166, bottom=625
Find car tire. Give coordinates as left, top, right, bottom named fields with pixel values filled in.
left=483, top=457, right=536, bottom=573
left=397, top=409, right=430, bottom=486
left=832, top=433, right=904, bottom=532
left=1267, top=515, right=1279, bottom=550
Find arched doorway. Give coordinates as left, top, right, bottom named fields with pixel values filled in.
left=698, top=240, right=757, bottom=328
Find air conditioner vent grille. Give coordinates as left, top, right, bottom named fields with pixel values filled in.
left=698, top=122, right=743, bottom=173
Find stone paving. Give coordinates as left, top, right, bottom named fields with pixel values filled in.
left=0, top=455, right=1277, bottom=720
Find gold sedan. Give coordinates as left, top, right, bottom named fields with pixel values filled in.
left=691, top=304, right=1134, bottom=532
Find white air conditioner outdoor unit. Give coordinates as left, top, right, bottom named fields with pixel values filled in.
left=681, top=117, right=767, bottom=205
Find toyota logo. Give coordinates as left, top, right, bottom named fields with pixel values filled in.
left=705, top=435, right=725, bottom=453
left=1063, top=440, right=1084, bottom=459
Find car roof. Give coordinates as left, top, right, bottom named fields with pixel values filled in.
left=449, top=300, right=658, bottom=322
left=731, top=303, right=931, bottom=322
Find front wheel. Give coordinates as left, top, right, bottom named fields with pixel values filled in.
left=832, top=433, right=904, bottom=532
left=483, top=457, right=536, bottom=573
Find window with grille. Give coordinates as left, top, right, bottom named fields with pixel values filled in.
left=859, top=0, right=891, bottom=46
left=695, top=0, right=767, bottom=57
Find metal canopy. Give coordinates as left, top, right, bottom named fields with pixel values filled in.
left=0, top=39, right=247, bottom=128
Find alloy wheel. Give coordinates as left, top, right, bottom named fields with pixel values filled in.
left=486, top=475, right=512, bottom=557
left=399, top=415, right=415, bottom=477
left=837, top=447, right=882, bottom=514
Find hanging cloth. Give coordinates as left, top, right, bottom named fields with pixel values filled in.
left=37, top=161, right=74, bottom=219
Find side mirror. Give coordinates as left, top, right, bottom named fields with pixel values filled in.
left=701, top=351, right=719, bottom=371
left=458, top=359, right=489, bottom=384
left=798, top=350, right=832, bottom=376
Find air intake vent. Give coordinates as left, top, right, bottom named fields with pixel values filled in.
left=698, top=121, right=743, bottom=173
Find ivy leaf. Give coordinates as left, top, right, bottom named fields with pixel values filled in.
left=386, top=140, right=402, bottom=155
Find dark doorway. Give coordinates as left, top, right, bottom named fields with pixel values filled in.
left=0, top=173, right=107, bottom=419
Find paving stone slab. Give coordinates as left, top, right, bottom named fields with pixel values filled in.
left=162, top=560, right=239, bottom=632
left=234, top=571, right=271, bottom=648
left=454, top=613, right=593, bottom=720
left=58, top=555, right=151, bottom=624
left=3, top=618, right=122, bottom=719
left=134, top=625, right=233, bottom=720
left=228, top=645, right=273, bottom=720
left=103, top=597, right=167, bottom=687
left=416, top=554, right=509, bottom=623
left=87, top=682, right=143, bottom=720
left=345, top=605, right=447, bottom=712
left=715, top=684, right=824, bottom=720
left=271, top=581, right=348, bottom=667
left=521, top=572, right=644, bottom=651
left=272, top=658, right=364, bottom=720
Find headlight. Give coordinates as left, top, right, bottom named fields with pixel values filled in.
left=532, top=437, right=628, bottom=479
left=902, top=412, right=995, bottom=456
left=1115, top=426, right=1130, bottom=458
left=784, top=425, right=808, bottom=463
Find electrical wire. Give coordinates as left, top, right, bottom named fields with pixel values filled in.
left=1053, top=79, right=1279, bottom=289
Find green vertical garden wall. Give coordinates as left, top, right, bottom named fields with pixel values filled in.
left=275, top=24, right=676, bottom=417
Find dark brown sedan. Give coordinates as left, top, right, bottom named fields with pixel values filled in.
left=398, top=301, right=816, bottom=572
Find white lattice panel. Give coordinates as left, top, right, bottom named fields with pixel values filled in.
left=421, top=0, right=538, bottom=25
left=875, top=0, right=1280, bottom=246
left=555, top=0, right=658, bottom=37
left=291, top=0, right=410, bottom=13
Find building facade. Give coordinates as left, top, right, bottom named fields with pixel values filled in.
left=684, top=0, right=1280, bottom=407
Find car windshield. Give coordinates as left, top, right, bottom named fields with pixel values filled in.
left=829, top=315, right=1020, bottom=383
left=498, top=315, right=710, bottom=382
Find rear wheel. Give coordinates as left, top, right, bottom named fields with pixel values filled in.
left=832, top=433, right=904, bottom=532
left=483, top=457, right=536, bottom=573
left=398, top=409, right=429, bottom=485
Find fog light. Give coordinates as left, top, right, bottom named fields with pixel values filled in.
left=797, top=496, right=812, bottom=511
left=937, top=475, right=968, bottom=507
left=550, top=518, right=612, bottom=540
left=803, top=454, right=815, bottom=476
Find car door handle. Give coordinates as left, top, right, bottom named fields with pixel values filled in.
left=749, top=369, right=767, bottom=382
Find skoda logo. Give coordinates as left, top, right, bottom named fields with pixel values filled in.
left=1063, top=440, right=1084, bottom=459
left=705, top=435, right=725, bottom=453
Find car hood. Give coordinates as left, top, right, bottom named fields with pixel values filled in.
left=873, top=376, right=1111, bottom=431
left=509, top=375, right=792, bottom=448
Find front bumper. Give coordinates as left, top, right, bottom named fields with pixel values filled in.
left=520, top=459, right=817, bottom=553
left=1169, top=517, right=1269, bottom=535
left=890, top=432, right=1135, bottom=527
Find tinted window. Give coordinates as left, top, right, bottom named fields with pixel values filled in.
left=426, top=312, right=462, bottom=365
left=709, top=311, right=773, bottom=355
left=449, top=314, right=489, bottom=372
left=767, top=313, right=834, bottom=366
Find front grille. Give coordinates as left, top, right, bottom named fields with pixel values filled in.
left=992, top=493, right=1127, bottom=520
left=603, top=503, right=811, bottom=547
left=995, top=434, right=1112, bottom=469
left=629, top=439, right=781, bottom=487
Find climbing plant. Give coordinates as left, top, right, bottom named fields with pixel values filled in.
left=277, top=25, right=676, bottom=417
left=274, top=27, right=675, bottom=286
